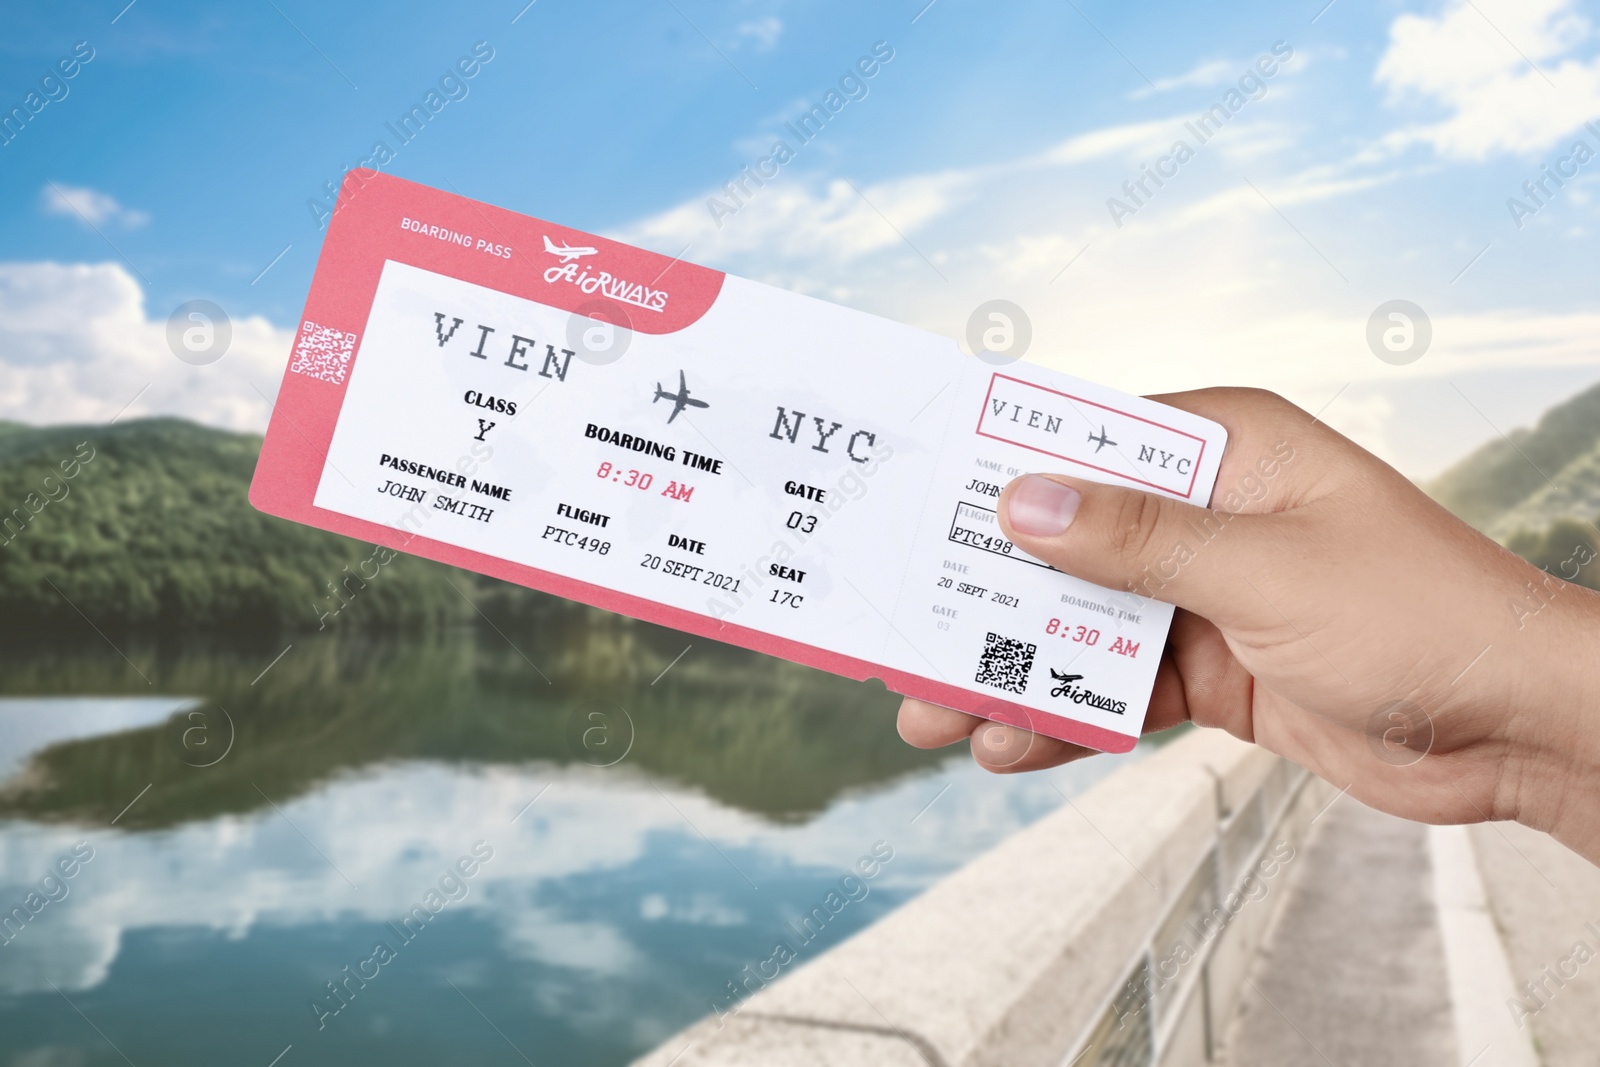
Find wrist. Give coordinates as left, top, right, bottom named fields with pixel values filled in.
left=1500, top=585, right=1600, bottom=862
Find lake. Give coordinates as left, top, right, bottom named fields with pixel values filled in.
left=0, top=615, right=1149, bottom=1066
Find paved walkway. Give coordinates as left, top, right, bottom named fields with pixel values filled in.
left=1218, top=798, right=1600, bottom=1067
left=1471, top=821, right=1600, bottom=1067
left=1220, top=799, right=1458, bottom=1066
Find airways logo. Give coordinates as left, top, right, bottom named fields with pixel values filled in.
left=1049, top=670, right=1128, bottom=715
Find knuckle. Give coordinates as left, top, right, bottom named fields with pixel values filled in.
left=1204, top=386, right=1313, bottom=441
left=1200, top=384, right=1288, bottom=408
left=1235, top=385, right=1289, bottom=407
left=1105, top=491, right=1167, bottom=562
left=1215, top=385, right=1295, bottom=418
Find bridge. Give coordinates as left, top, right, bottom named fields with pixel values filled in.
left=631, top=729, right=1596, bottom=1067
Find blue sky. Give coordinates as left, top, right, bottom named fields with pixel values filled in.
left=3, top=0, right=1599, bottom=475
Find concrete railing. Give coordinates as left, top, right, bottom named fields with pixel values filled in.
left=632, top=728, right=1330, bottom=1067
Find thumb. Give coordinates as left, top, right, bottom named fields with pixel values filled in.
left=998, top=472, right=1276, bottom=623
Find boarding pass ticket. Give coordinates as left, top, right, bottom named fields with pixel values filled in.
left=250, top=171, right=1227, bottom=754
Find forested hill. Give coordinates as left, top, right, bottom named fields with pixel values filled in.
left=1428, top=379, right=1600, bottom=538
left=3, top=380, right=1600, bottom=635
left=1422, top=379, right=1600, bottom=586
left=0, top=417, right=544, bottom=633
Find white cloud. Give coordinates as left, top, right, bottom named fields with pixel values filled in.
left=1129, top=58, right=1236, bottom=100
left=0, top=262, right=291, bottom=431
left=1376, top=0, right=1600, bottom=159
left=39, top=184, right=150, bottom=229
left=609, top=93, right=1600, bottom=477
left=735, top=16, right=782, bottom=51
left=616, top=169, right=979, bottom=272
left=1036, top=118, right=1181, bottom=166
left=639, top=892, right=745, bottom=926
left=1164, top=165, right=1412, bottom=228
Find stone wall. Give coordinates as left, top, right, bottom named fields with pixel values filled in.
left=632, top=729, right=1330, bottom=1067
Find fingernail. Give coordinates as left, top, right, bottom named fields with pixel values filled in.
left=1007, top=475, right=1081, bottom=536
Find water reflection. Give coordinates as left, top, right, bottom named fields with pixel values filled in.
left=0, top=620, right=1148, bottom=1065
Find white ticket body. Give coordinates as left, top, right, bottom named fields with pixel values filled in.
left=251, top=171, right=1227, bottom=753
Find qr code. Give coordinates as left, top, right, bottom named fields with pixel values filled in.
left=975, top=631, right=1036, bottom=694
left=288, top=320, right=357, bottom=385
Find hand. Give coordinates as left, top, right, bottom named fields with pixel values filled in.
left=898, top=388, right=1600, bottom=863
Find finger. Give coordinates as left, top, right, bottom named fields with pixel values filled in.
left=897, top=697, right=981, bottom=749
left=996, top=472, right=1281, bottom=626
left=1145, top=649, right=1192, bottom=735
left=1165, top=608, right=1257, bottom=740
left=898, top=697, right=1106, bottom=774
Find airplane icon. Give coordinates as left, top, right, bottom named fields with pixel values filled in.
left=1049, top=670, right=1084, bottom=697
left=653, top=370, right=710, bottom=424
left=543, top=235, right=598, bottom=263
left=1087, top=426, right=1117, bottom=453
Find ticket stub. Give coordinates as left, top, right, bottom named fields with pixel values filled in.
left=250, top=170, right=1227, bottom=754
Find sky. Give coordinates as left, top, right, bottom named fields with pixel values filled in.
left=1, top=0, right=1598, bottom=478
